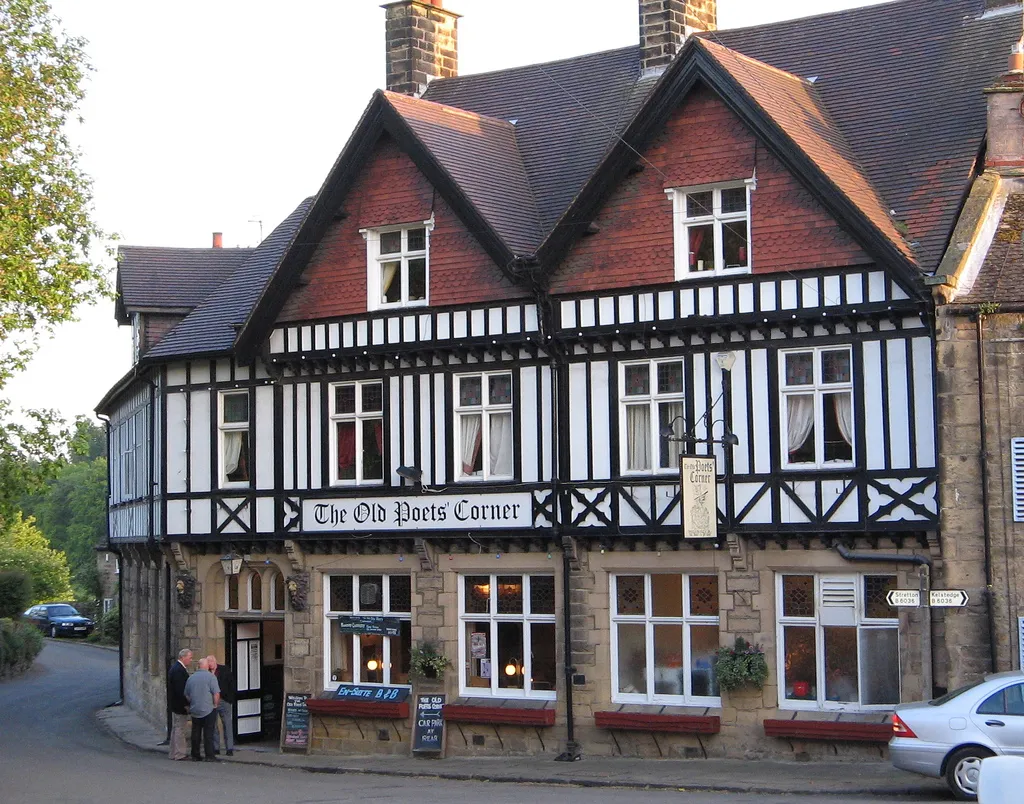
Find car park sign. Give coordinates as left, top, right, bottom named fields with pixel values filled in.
left=886, top=589, right=921, bottom=607
left=929, top=589, right=969, bottom=607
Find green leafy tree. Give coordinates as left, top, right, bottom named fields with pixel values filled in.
left=0, top=511, right=73, bottom=602
left=1, top=0, right=111, bottom=387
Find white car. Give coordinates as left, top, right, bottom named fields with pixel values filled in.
left=890, top=671, right=1024, bottom=800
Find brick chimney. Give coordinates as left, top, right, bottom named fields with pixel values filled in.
left=212, top=232, right=223, bottom=248
left=639, top=0, right=717, bottom=77
left=382, top=0, right=460, bottom=97
left=984, top=39, right=1024, bottom=170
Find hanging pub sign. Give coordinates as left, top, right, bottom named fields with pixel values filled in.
left=681, top=455, right=717, bottom=539
left=337, top=615, right=403, bottom=637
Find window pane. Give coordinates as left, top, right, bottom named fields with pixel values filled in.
left=626, top=404, right=651, bottom=471
left=822, top=392, right=853, bottom=463
left=657, top=361, right=684, bottom=394
left=406, top=227, right=426, bottom=251
left=616, top=575, right=645, bottom=615
left=530, top=576, right=555, bottom=615
left=464, top=576, right=490, bottom=614
left=624, top=364, right=650, bottom=396
left=489, top=373, right=512, bottom=405
left=863, top=576, right=896, bottom=619
left=389, top=575, right=411, bottom=613
left=459, top=376, right=482, bottom=407
left=651, top=574, right=683, bottom=617
left=721, top=187, right=747, bottom=213
left=489, top=411, right=513, bottom=476
left=408, top=258, right=426, bottom=301
left=978, top=689, right=1007, bottom=715
left=654, top=623, right=684, bottom=694
left=360, top=634, right=384, bottom=683
left=464, top=621, right=491, bottom=688
left=783, top=625, right=816, bottom=700
left=390, top=621, right=412, bottom=685
left=722, top=220, right=748, bottom=268
left=688, top=223, right=714, bottom=271
left=330, top=576, right=353, bottom=612
left=249, top=573, right=262, bottom=611
left=227, top=575, right=239, bottom=611
left=223, top=393, right=248, bottom=423
left=686, top=191, right=713, bottom=217
left=226, top=432, right=250, bottom=482
left=382, top=260, right=402, bottom=303
left=822, top=349, right=851, bottom=384
left=783, top=575, right=815, bottom=617
left=787, top=395, right=816, bottom=463
left=273, top=573, right=285, bottom=611
left=617, top=623, right=647, bottom=694
left=690, top=624, right=720, bottom=696
left=496, top=575, right=523, bottom=614
left=335, top=385, right=356, bottom=414
left=361, top=383, right=383, bottom=413
left=530, top=623, right=557, bottom=691
left=380, top=231, right=401, bottom=254
left=689, top=575, right=719, bottom=616
left=658, top=401, right=683, bottom=469
left=336, top=422, right=356, bottom=480
left=361, top=418, right=383, bottom=480
left=497, top=621, right=525, bottom=689
left=859, top=628, right=899, bottom=705
left=824, top=626, right=859, bottom=703
left=330, top=631, right=354, bottom=684
left=359, top=575, right=383, bottom=612
left=460, top=412, right=483, bottom=475
left=784, top=352, right=814, bottom=386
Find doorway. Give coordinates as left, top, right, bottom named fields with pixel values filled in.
left=226, top=619, right=284, bottom=743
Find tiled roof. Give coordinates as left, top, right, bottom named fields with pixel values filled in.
left=960, top=192, right=1024, bottom=305
left=116, top=247, right=252, bottom=321
left=143, top=198, right=313, bottom=360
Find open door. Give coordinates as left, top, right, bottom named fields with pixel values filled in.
left=232, top=621, right=263, bottom=743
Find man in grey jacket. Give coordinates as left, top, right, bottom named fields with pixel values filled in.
left=184, top=656, right=221, bottom=761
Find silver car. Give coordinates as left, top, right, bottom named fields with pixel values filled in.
left=890, top=671, right=1024, bottom=800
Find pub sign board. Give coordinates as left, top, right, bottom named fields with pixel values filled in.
left=281, top=692, right=310, bottom=752
left=303, top=493, right=532, bottom=532
left=412, top=694, right=445, bottom=754
left=337, top=615, right=403, bottom=637
left=681, top=455, right=717, bottom=539
left=334, top=684, right=409, bottom=702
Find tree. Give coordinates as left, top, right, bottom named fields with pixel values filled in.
left=0, top=0, right=110, bottom=387
left=0, top=512, right=73, bottom=602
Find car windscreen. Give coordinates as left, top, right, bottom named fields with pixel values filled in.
left=929, top=680, right=985, bottom=706
left=48, top=605, right=79, bottom=617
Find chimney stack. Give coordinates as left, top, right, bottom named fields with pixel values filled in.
left=639, top=0, right=717, bottom=77
left=984, top=39, right=1024, bottom=170
left=382, top=0, right=460, bottom=97
left=212, top=232, right=223, bottom=248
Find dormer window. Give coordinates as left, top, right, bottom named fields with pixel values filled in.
left=669, top=181, right=753, bottom=278
left=363, top=221, right=431, bottom=310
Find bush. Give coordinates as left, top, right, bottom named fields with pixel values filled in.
left=0, top=569, right=33, bottom=619
left=0, top=617, right=43, bottom=678
left=715, top=637, right=769, bottom=691
left=94, top=605, right=119, bottom=644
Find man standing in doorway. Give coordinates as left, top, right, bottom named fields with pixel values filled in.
left=167, top=648, right=192, bottom=760
left=184, top=656, right=221, bottom=761
left=208, top=655, right=235, bottom=756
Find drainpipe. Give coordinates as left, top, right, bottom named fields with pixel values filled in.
left=834, top=545, right=933, bottom=698
left=976, top=314, right=1000, bottom=673
left=98, top=412, right=124, bottom=704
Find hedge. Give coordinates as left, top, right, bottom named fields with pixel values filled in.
left=0, top=618, right=43, bottom=678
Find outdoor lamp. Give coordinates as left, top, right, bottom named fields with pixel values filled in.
left=220, top=552, right=243, bottom=576
left=366, top=658, right=380, bottom=672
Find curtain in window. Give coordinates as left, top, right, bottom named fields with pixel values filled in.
left=834, top=393, right=853, bottom=446
left=460, top=414, right=482, bottom=475
left=337, top=423, right=356, bottom=471
left=489, top=413, right=513, bottom=477
left=786, top=395, right=815, bottom=455
left=223, top=431, right=243, bottom=476
left=688, top=227, right=706, bottom=267
left=381, top=261, right=399, bottom=300
left=626, top=405, right=651, bottom=470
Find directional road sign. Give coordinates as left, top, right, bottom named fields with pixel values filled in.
left=929, top=589, right=969, bottom=608
left=886, top=589, right=921, bottom=607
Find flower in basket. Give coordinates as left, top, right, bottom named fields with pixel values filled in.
left=410, top=642, right=452, bottom=679
left=714, top=636, right=769, bottom=691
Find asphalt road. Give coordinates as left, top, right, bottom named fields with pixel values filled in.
left=0, top=640, right=953, bottom=804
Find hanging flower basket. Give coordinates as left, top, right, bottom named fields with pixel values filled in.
left=715, top=637, right=769, bottom=691
left=410, top=642, right=452, bottom=679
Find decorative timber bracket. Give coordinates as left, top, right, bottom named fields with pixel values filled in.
left=283, top=540, right=304, bottom=572
left=168, top=543, right=189, bottom=573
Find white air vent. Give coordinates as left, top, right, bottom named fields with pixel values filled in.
left=1012, top=438, right=1024, bottom=522
left=818, top=576, right=857, bottom=625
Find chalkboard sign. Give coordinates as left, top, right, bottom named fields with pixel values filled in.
left=337, top=615, right=403, bottom=636
left=412, top=693, right=445, bottom=753
left=334, top=684, right=410, bottom=702
left=281, top=692, right=310, bottom=752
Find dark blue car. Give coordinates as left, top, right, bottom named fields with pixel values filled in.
left=23, top=604, right=94, bottom=638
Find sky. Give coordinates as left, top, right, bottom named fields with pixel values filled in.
left=6, top=0, right=888, bottom=423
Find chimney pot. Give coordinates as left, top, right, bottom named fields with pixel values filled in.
left=212, top=232, right=223, bottom=248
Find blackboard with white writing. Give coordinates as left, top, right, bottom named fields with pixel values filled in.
left=281, top=692, right=310, bottom=752
left=412, top=694, right=445, bottom=753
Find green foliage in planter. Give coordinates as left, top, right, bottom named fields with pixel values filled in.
left=715, top=637, right=769, bottom=691
left=410, top=642, right=452, bottom=678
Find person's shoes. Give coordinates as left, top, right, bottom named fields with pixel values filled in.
left=205, top=756, right=220, bottom=762
left=191, top=756, right=202, bottom=762
left=226, top=750, right=234, bottom=756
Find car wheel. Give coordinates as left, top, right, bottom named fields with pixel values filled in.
left=945, top=746, right=994, bottom=801
left=49, top=624, right=57, bottom=638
